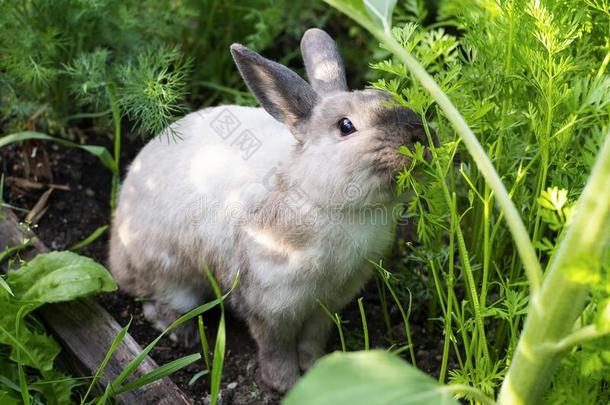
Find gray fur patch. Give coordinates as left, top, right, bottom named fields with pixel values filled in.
left=300, top=28, right=348, bottom=94
left=230, top=44, right=318, bottom=129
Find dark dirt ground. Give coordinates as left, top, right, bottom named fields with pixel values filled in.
left=1, top=135, right=448, bottom=404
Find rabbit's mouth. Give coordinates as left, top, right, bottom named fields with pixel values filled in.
left=367, top=144, right=412, bottom=184
left=364, top=162, right=405, bottom=201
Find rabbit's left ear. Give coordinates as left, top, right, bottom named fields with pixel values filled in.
left=300, top=28, right=348, bottom=94
left=231, top=44, right=317, bottom=131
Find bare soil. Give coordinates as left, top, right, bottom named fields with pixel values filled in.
left=1, top=135, right=447, bottom=404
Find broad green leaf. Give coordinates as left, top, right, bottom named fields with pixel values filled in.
left=324, top=0, right=393, bottom=37
left=284, top=350, right=460, bottom=405
left=0, top=309, right=61, bottom=372
left=7, top=251, right=116, bottom=304
left=324, top=0, right=381, bottom=35
left=364, top=0, right=397, bottom=33
left=0, top=252, right=112, bottom=403
left=0, top=390, right=21, bottom=405
left=0, top=132, right=116, bottom=174
left=30, top=370, right=78, bottom=405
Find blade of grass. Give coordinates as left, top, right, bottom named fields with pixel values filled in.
left=0, top=132, right=117, bottom=175
left=0, top=239, right=31, bottom=264
left=205, top=268, right=226, bottom=405
left=198, top=315, right=211, bottom=371
left=188, top=369, right=210, bottom=386
left=113, top=353, right=201, bottom=395
left=0, top=275, right=13, bottom=296
left=98, top=274, right=238, bottom=404
left=357, top=297, right=369, bottom=350
left=81, top=319, right=131, bottom=404
left=69, top=225, right=109, bottom=252
left=15, top=306, right=31, bottom=405
left=0, top=375, right=22, bottom=393
left=209, top=312, right=226, bottom=405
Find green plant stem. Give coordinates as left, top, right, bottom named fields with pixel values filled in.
left=498, top=129, right=610, bottom=405
left=335, top=314, right=347, bottom=352
left=64, top=109, right=112, bottom=122
left=430, top=259, right=452, bottom=383
left=375, top=266, right=416, bottom=366
left=480, top=186, right=491, bottom=308
left=454, top=213, right=490, bottom=370
left=317, top=299, right=347, bottom=352
left=375, top=274, right=394, bottom=341
left=107, top=86, right=121, bottom=213
left=544, top=324, right=610, bottom=353
left=423, top=111, right=491, bottom=373
left=597, top=49, right=610, bottom=79
left=444, top=194, right=464, bottom=371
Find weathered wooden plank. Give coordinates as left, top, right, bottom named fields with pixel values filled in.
left=0, top=207, right=191, bottom=405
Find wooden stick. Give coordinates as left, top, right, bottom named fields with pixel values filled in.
left=5, top=176, right=71, bottom=191
left=0, top=208, right=191, bottom=405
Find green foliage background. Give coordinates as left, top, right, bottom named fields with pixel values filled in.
left=0, top=0, right=374, bottom=138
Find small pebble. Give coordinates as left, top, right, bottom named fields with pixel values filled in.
left=85, top=188, right=95, bottom=197
left=203, top=392, right=223, bottom=405
left=227, top=382, right=238, bottom=390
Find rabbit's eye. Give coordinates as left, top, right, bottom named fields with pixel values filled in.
left=338, top=117, right=357, bottom=136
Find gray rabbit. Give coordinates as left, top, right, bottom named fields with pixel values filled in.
left=109, top=28, right=430, bottom=392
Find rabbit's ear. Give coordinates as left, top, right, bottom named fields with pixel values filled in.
left=230, top=44, right=317, bottom=130
left=300, top=28, right=347, bottom=94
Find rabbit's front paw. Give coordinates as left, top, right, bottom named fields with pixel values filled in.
left=298, top=344, right=324, bottom=372
left=143, top=301, right=198, bottom=347
left=259, top=356, right=300, bottom=393
left=169, top=321, right=198, bottom=348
